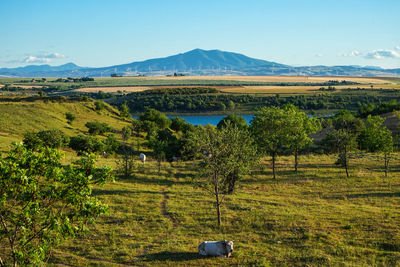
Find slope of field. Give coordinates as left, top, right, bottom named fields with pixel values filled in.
left=46, top=155, right=400, bottom=266
left=0, top=99, right=131, bottom=152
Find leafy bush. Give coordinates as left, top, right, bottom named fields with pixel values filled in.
left=66, top=112, right=76, bottom=124
left=94, top=100, right=106, bottom=111
left=103, top=134, right=121, bottom=154
left=23, top=129, right=69, bottom=150
left=69, top=135, right=104, bottom=154
left=85, top=121, right=112, bottom=135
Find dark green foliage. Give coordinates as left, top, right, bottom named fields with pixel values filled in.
left=121, top=126, right=132, bottom=140
left=322, top=111, right=364, bottom=177
left=69, top=135, right=104, bottom=154
left=283, top=105, right=322, bottom=172
left=119, top=103, right=131, bottom=118
left=250, top=106, right=302, bottom=178
left=23, top=129, right=69, bottom=150
left=139, top=109, right=171, bottom=138
left=65, top=112, right=76, bottom=124
left=358, top=115, right=393, bottom=177
left=103, top=134, right=121, bottom=154
left=94, top=100, right=106, bottom=111
left=217, top=114, right=248, bottom=130
left=0, top=144, right=113, bottom=266
left=85, top=121, right=112, bottom=135
left=358, top=100, right=400, bottom=117
left=22, top=131, right=44, bottom=150
left=358, top=115, right=393, bottom=153
left=189, top=123, right=258, bottom=226
left=170, top=117, right=195, bottom=133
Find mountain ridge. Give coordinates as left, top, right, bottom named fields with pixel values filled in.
left=1, top=49, right=399, bottom=77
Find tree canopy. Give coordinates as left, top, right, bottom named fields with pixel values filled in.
left=0, top=144, right=113, bottom=266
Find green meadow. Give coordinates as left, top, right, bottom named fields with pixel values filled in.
left=0, top=99, right=399, bottom=266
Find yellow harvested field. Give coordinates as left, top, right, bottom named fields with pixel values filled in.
left=111, top=75, right=393, bottom=84
left=75, top=86, right=150, bottom=93
left=220, top=84, right=400, bottom=94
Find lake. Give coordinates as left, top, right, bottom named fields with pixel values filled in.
left=133, top=113, right=331, bottom=126
left=133, top=114, right=254, bottom=126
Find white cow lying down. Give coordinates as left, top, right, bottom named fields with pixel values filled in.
left=198, top=240, right=234, bottom=257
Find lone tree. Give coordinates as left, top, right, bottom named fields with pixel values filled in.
left=119, top=103, right=131, bottom=118
left=322, top=110, right=364, bottom=177
left=148, top=128, right=179, bottom=173
left=117, top=126, right=135, bottom=177
left=217, top=115, right=256, bottom=194
left=358, top=115, right=393, bottom=177
left=250, top=106, right=299, bottom=179
left=0, top=144, right=113, bottom=266
left=65, top=112, right=76, bottom=125
left=284, top=105, right=321, bottom=172
left=191, top=123, right=257, bottom=226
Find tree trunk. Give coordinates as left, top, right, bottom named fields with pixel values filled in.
left=344, top=148, right=349, bottom=178
left=227, top=177, right=235, bottom=194
left=384, top=153, right=389, bottom=178
left=158, top=158, right=161, bottom=173
left=272, top=153, right=276, bottom=179
left=294, top=148, right=298, bottom=172
left=214, top=171, right=221, bottom=227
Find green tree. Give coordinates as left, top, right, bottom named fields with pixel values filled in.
left=0, top=144, right=113, bottom=266
left=139, top=109, right=171, bottom=130
left=149, top=128, right=178, bottom=172
left=85, top=121, right=112, bottom=135
left=250, top=106, right=299, bottom=179
left=284, top=105, right=321, bottom=172
left=65, top=112, right=76, bottom=125
left=102, top=134, right=120, bottom=154
left=69, top=135, right=104, bottom=154
left=94, top=100, right=105, bottom=111
left=119, top=103, right=131, bottom=118
left=190, top=123, right=257, bottom=226
left=217, top=114, right=248, bottom=131
left=322, top=111, right=364, bottom=177
left=358, top=115, right=394, bottom=177
left=23, top=129, right=69, bottom=150
left=116, top=127, right=135, bottom=178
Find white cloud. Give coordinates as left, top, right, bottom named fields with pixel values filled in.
left=315, top=53, right=323, bottom=57
left=339, top=50, right=360, bottom=57
left=396, top=46, right=400, bottom=50
left=24, top=56, right=51, bottom=64
left=43, top=52, right=65, bottom=59
left=364, top=50, right=400, bottom=59
left=22, top=52, right=66, bottom=64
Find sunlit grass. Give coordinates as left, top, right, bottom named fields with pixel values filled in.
left=46, top=154, right=400, bottom=266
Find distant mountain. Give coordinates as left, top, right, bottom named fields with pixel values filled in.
left=0, top=49, right=399, bottom=77
left=0, top=63, right=83, bottom=77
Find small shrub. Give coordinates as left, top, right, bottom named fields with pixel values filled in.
left=69, top=135, right=104, bottom=154
left=85, top=121, right=112, bottom=135
left=23, top=129, right=69, bottom=149
left=66, top=112, right=76, bottom=124
left=94, top=100, right=105, bottom=111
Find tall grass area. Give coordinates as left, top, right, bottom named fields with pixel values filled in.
left=0, top=99, right=131, bottom=152
left=46, top=154, right=400, bottom=266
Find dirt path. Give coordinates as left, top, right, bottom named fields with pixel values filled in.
left=159, top=171, right=180, bottom=228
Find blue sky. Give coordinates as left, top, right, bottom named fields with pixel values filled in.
left=1, top=0, right=399, bottom=68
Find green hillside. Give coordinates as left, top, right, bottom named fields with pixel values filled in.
left=0, top=99, right=131, bottom=152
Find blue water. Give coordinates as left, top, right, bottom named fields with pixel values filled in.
left=169, top=115, right=254, bottom=126
left=133, top=114, right=254, bottom=126
left=133, top=113, right=331, bottom=126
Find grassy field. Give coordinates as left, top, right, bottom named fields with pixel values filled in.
left=45, top=153, right=400, bottom=266
left=0, top=100, right=399, bottom=266
left=0, top=99, right=131, bottom=152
